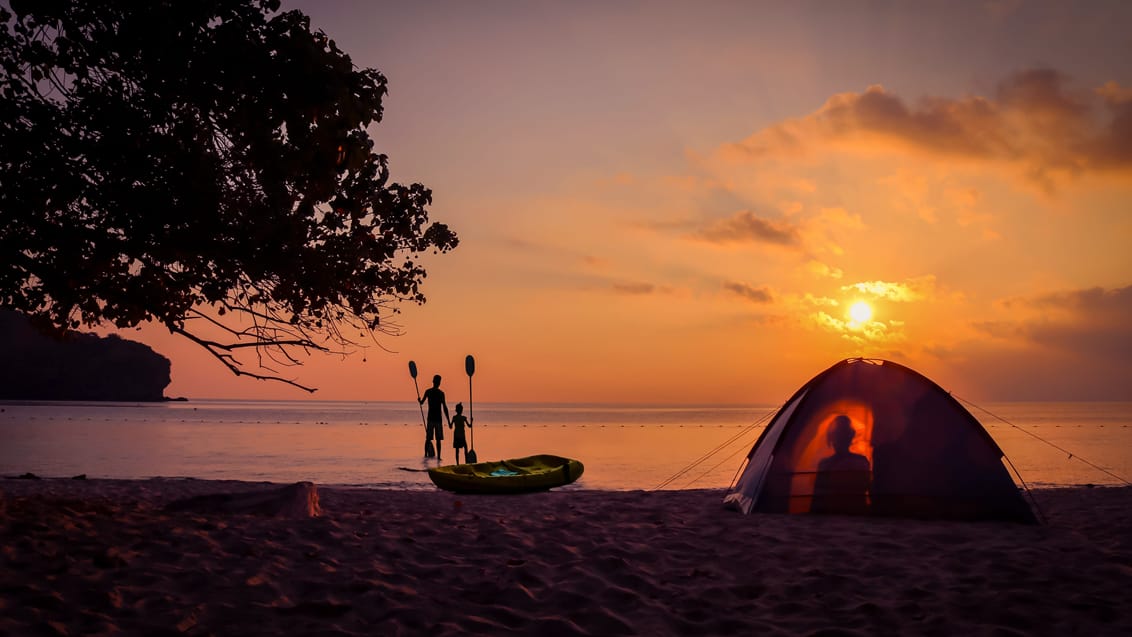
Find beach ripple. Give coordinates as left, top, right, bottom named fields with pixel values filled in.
left=0, top=480, right=1130, bottom=636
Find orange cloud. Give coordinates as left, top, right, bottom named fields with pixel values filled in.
left=841, top=276, right=937, bottom=303
left=610, top=281, right=671, bottom=296
left=807, top=260, right=844, bottom=279
left=675, top=204, right=864, bottom=258
left=723, top=281, right=774, bottom=304
left=803, top=293, right=839, bottom=308
left=979, top=285, right=1132, bottom=361
left=722, top=69, right=1132, bottom=190
left=1096, top=81, right=1132, bottom=105
left=811, top=310, right=903, bottom=347
left=694, top=210, right=802, bottom=247
left=941, top=284, right=1132, bottom=400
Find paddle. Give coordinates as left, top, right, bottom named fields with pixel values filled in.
left=465, top=354, right=478, bottom=464
left=409, top=360, right=433, bottom=458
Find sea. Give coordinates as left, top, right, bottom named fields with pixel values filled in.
left=1, top=400, right=1130, bottom=491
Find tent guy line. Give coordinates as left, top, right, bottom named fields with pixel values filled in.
left=956, top=396, right=1132, bottom=486
left=651, top=408, right=777, bottom=491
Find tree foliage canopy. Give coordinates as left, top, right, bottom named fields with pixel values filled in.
left=0, top=0, right=458, bottom=391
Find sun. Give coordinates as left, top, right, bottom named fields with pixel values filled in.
left=848, top=301, right=873, bottom=324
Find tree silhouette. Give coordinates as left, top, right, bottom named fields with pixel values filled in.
left=0, top=0, right=458, bottom=391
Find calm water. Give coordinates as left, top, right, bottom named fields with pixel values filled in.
left=1, top=400, right=1129, bottom=491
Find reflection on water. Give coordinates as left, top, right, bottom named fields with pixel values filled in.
left=0, top=401, right=1129, bottom=490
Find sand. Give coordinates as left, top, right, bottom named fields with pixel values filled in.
left=1, top=478, right=1130, bottom=636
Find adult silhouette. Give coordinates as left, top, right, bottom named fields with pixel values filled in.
left=419, top=374, right=450, bottom=461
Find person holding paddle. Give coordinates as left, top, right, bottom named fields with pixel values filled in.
left=419, top=374, right=450, bottom=462
left=449, top=402, right=473, bottom=464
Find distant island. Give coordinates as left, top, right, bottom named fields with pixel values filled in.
left=0, top=311, right=173, bottom=401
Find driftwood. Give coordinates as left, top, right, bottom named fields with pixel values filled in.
left=164, top=482, right=320, bottom=519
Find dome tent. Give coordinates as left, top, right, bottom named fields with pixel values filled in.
left=724, top=358, right=1036, bottom=523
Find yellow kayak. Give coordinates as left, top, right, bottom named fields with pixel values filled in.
left=428, top=454, right=584, bottom=494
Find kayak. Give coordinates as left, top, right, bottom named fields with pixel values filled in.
left=427, top=454, right=584, bottom=494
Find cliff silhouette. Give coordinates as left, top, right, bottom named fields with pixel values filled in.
left=0, top=311, right=172, bottom=401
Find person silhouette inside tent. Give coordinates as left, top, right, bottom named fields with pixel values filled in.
left=419, top=375, right=450, bottom=462
left=811, top=415, right=872, bottom=515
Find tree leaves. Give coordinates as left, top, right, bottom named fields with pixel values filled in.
left=1, top=0, right=458, bottom=391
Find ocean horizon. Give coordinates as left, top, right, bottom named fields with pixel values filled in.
left=2, top=399, right=1129, bottom=491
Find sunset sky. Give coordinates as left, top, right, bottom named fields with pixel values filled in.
left=118, top=0, right=1131, bottom=404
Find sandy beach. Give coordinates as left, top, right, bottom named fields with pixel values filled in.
left=1, top=478, right=1130, bottom=636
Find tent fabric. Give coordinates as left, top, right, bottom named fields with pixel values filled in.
left=724, top=358, right=1037, bottom=523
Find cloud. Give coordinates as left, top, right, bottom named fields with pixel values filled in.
left=969, top=320, right=1021, bottom=340
left=988, top=285, right=1132, bottom=362
left=720, top=69, right=1132, bottom=190
left=801, top=276, right=944, bottom=346
left=933, top=285, right=1132, bottom=400
left=1096, top=81, right=1132, bottom=106
left=673, top=205, right=863, bottom=258
left=813, top=207, right=865, bottom=230
left=611, top=281, right=658, bottom=295
left=807, top=260, right=844, bottom=279
left=1005, top=284, right=1132, bottom=313
left=803, top=293, right=840, bottom=308
left=608, top=280, right=681, bottom=297
left=812, top=311, right=901, bottom=346
left=841, top=276, right=937, bottom=302
left=723, top=281, right=774, bottom=303
left=694, top=210, right=802, bottom=247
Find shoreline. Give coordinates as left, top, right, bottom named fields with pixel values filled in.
left=2, top=470, right=1122, bottom=491
left=4, top=400, right=1129, bottom=490
left=3, top=478, right=1131, bottom=635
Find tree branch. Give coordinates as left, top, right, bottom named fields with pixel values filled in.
left=169, top=323, right=319, bottom=393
